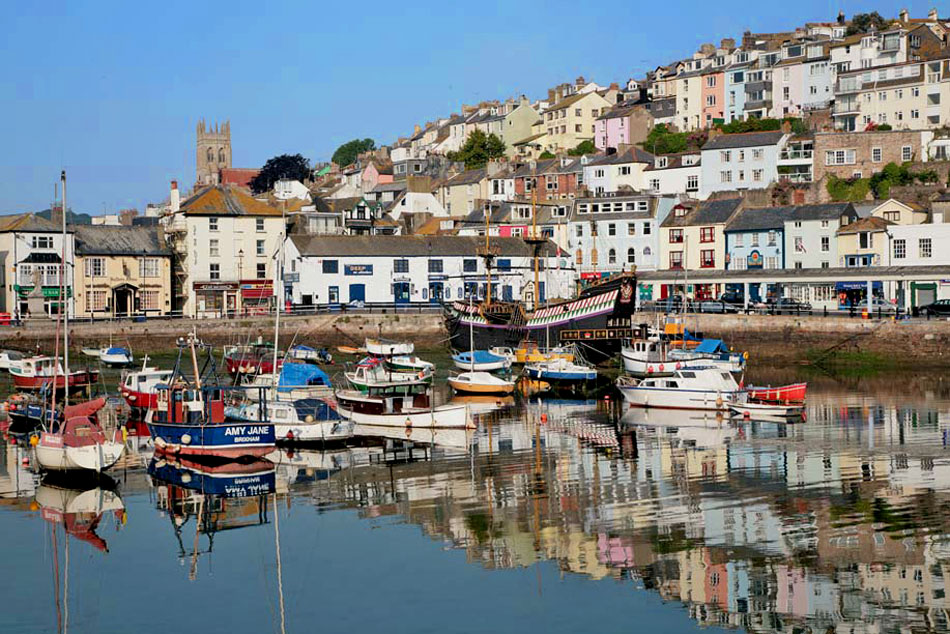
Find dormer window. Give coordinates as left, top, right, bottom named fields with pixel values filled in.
left=656, top=157, right=668, bottom=169
left=674, top=206, right=687, bottom=217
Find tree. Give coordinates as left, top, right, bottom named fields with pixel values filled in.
left=567, top=140, right=597, bottom=156
left=643, top=124, right=688, bottom=154
left=538, top=150, right=556, bottom=159
left=249, top=154, right=311, bottom=194
left=447, top=129, right=506, bottom=169
left=331, top=138, right=376, bottom=168
left=846, top=12, right=890, bottom=36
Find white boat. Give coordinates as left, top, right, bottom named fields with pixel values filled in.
left=448, top=371, right=516, bottom=395
left=0, top=349, right=25, bottom=371
left=667, top=339, right=745, bottom=374
left=616, top=366, right=747, bottom=411
left=239, top=363, right=334, bottom=402
left=225, top=397, right=354, bottom=443
left=386, top=355, right=435, bottom=373
left=81, top=346, right=134, bottom=367
left=524, top=357, right=597, bottom=383
left=345, top=360, right=431, bottom=394
left=364, top=338, right=413, bottom=357
left=728, top=401, right=804, bottom=420
left=119, top=366, right=173, bottom=411
left=352, top=423, right=475, bottom=450
left=335, top=390, right=472, bottom=428
left=452, top=350, right=511, bottom=372
left=288, top=345, right=332, bottom=364
left=34, top=416, right=126, bottom=472
left=620, top=338, right=685, bottom=377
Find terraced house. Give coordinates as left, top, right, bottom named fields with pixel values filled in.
left=538, top=91, right=611, bottom=152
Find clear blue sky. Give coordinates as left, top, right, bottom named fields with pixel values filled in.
left=0, top=1, right=933, bottom=215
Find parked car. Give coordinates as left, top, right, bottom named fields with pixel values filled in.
left=852, top=297, right=897, bottom=314
left=645, top=296, right=690, bottom=313
left=698, top=300, right=739, bottom=314
left=768, top=298, right=812, bottom=314
left=719, top=291, right=746, bottom=309
left=918, top=299, right=950, bottom=317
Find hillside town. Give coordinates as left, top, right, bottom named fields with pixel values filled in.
left=7, top=7, right=950, bottom=320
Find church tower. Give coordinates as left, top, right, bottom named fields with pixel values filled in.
left=196, top=119, right=232, bottom=186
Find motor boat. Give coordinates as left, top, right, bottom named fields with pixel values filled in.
left=336, top=390, right=471, bottom=429
left=667, top=339, right=746, bottom=374
left=10, top=356, right=99, bottom=392
left=524, top=357, right=597, bottom=384
left=225, top=397, right=354, bottom=443
left=385, top=355, right=435, bottom=373
left=119, top=366, right=173, bottom=412
left=616, top=366, right=747, bottom=411
left=345, top=358, right=431, bottom=394
left=364, top=338, right=413, bottom=357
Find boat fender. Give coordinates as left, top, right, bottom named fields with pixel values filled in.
left=122, top=427, right=128, bottom=442
left=29, top=434, right=38, bottom=447
left=743, top=411, right=751, bottom=419
left=540, top=413, right=548, bottom=424
left=646, top=367, right=653, bottom=374
left=128, top=394, right=137, bottom=402
left=286, top=431, right=295, bottom=440
left=743, top=351, right=749, bottom=360
left=181, top=433, right=192, bottom=445
left=659, top=364, right=664, bottom=373
left=305, top=415, right=314, bottom=423
left=405, top=418, right=412, bottom=428
left=675, top=363, right=681, bottom=370
left=181, top=472, right=192, bottom=484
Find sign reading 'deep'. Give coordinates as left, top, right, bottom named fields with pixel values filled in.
left=344, top=264, right=373, bottom=276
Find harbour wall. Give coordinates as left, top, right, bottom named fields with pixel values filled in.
left=4, top=312, right=950, bottom=366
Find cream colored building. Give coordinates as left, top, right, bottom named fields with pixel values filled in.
left=834, top=58, right=950, bottom=131
left=163, top=183, right=285, bottom=318
left=539, top=91, right=611, bottom=152
left=0, top=212, right=73, bottom=320
left=675, top=61, right=706, bottom=131
left=72, top=225, right=173, bottom=318
left=659, top=198, right=743, bottom=275
left=436, top=168, right=489, bottom=217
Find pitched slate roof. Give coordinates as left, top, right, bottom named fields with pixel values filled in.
left=661, top=198, right=742, bottom=227
left=702, top=131, right=785, bottom=151
left=179, top=185, right=282, bottom=216
left=0, top=213, right=61, bottom=233
left=289, top=235, right=559, bottom=258
left=724, top=206, right=795, bottom=232
left=72, top=225, right=172, bottom=256
left=790, top=202, right=856, bottom=221
left=586, top=146, right=655, bottom=166
left=370, top=182, right=408, bottom=194
left=443, top=168, right=488, bottom=187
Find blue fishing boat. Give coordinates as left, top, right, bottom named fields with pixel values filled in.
left=145, top=335, right=276, bottom=460
left=148, top=457, right=276, bottom=497
left=452, top=350, right=511, bottom=372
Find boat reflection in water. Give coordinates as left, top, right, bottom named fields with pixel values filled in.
left=35, top=473, right=125, bottom=552
left=147, top=457, right=276, bottom=577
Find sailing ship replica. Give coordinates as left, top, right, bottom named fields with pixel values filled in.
left=443, top=193, right=640, bottom=364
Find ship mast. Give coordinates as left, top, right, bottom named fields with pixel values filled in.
left=523, top=160, right=547, bottom=311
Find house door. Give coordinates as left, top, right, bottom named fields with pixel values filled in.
left=349, top=284, right=366, bottom=304
left=393, top=282, right=410, bottom=304
left=113, top=285, right=136, bottom=316
left=428, top=282, right=443, bottom=304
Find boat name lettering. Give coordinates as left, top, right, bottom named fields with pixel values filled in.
left=224, top=425, right=270, bottom=437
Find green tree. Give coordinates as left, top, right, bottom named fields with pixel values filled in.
left=643, top=124, right=688, bottom=154
left=846, top=12, right=890, bottom=36
left=249, top=154, right=311, bottom=194
left=567, top=140, right=597, bottom=156
left=538, top=150, right=556, bottom=159
left=331, top=138, right=376, bottom=168
left=447, top=129, right=506, bottom=169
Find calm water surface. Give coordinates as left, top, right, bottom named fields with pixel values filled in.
left=2, top=366, right=950, bottom=634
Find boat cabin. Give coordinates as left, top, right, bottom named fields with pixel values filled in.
left=153, top=384, right=226, bottom=425
left=123, top=369, right=173, bottom=392
left=638, top=368, right=738, bottom=391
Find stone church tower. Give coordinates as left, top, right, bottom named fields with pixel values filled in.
left=196, top=119, right=232, bottom=186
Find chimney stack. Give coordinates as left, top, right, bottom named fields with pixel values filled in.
left=899, top=8, right=909, bottom=22
left=170, top=180, right=180, bottom=213
left=929, top=8, right=938, bottom=21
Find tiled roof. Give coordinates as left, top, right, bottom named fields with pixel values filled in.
left=179, top=185, right=282, bottom=216
left=370, top=182, right=408, bottom=194
left=586, top=146, right=655, bottom=166
left=219, top=168, right=260, bottom=188
left=724, top=206, right=796, bottom=232
left=836, top=215, right=894, bottom=235
left=443, top=168, right=488, bottom=187
left=0, top=212, right=60, bottom=233
left=791, top=202, right=856, bottom=221
left=72, top=225, right=172, bottom=256
left=702, top=131, right=785, bottom=150
left=661, top=198, right=742, bottom=227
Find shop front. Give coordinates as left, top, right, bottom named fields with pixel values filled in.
left=240, top=280, right=274, bottom=315
left=193, top=281, right=239, bottom=318
left=835, top=281, right=882, bottom=309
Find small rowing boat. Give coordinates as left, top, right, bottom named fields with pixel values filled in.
left=452, top=350, right=511, bottom=372
left=447, top=371, right=516, bottom=395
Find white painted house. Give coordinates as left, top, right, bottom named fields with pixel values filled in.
left=781, top=202, right=858, bottom=270
left=699, top=131, right=787, bottom=199
left=283, top=235, right=573, bottom=308
left=0, top=212, right=74, bottom=319
left=582, top=147, right=655, bottom=195
left=643, top=153, right=702, bottom=197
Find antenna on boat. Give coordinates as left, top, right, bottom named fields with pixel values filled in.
left=61, top=170, right=69, bottom=409
left=271, top=201, right=285, bottom=390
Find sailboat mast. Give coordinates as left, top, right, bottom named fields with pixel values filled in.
left=61, top=170, right=69, bottom=408
left=532, top=164, right=540, bottom=310
left=469, top=294, right=474, bottom=371
left=484, top=207, right=491, bottom=307
left=271, top=205, right=284, bottom=388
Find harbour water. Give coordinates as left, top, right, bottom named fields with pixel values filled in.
left=2, top=367, right=950, bottom=633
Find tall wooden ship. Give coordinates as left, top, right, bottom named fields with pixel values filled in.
left=444, top=272, right=641, bottom=365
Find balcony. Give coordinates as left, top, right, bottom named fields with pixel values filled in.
left=832, top=100, right=860, bottom=116
left=836, top=78, right=861, bottom=94
left=779, top=172, right=813, bottom=183
left=778, top=148, right=813, bottom=163
left=744, top=99, right=772, bottom=112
